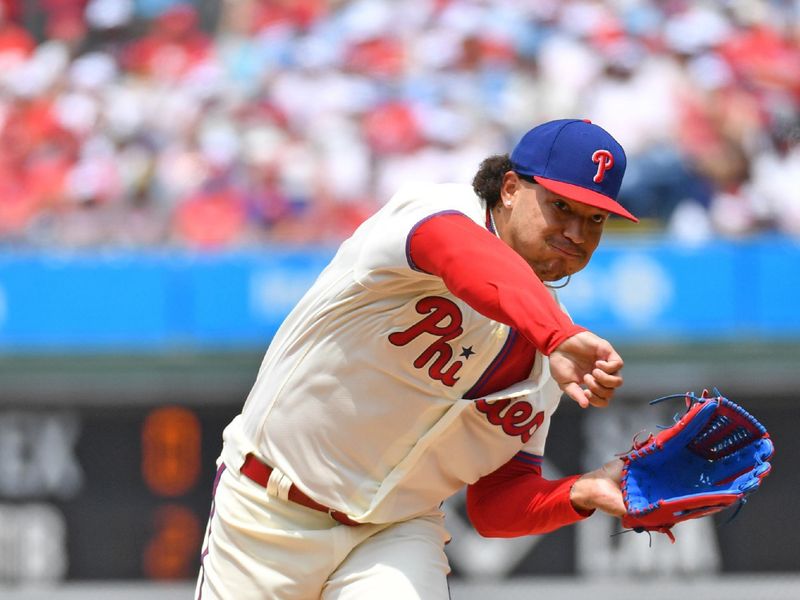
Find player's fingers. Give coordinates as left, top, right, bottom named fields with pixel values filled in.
left=561, top=382, right=589, bottom=408
left=583, top=373, right=613, bottom=396
left=583, top=374, right=614, bottom=406
left=585, top=390, right=610, bottom=408
left=595, top=358, right=624, bottom=374
left=592, top=367, right=623, bottom=390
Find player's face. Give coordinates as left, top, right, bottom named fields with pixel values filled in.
left=496, top=174, right=608, bottom=281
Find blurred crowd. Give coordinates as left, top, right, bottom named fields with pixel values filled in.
left=0, top=0, right=798, bottom=248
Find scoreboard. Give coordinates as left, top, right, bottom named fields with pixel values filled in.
left=0, top=404, right=235, bottom=582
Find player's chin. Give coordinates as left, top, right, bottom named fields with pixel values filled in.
left=540, top=258, right=587, bottom=282
left=563, top=255, right=590, bottom=277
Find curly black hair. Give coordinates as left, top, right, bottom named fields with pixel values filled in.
left=472, top=154, right=513, bottom=209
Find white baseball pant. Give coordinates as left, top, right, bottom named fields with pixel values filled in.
left=195, top=460, right=452, bottom=599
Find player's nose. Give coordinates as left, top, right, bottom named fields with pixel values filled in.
left=562, top=216, right=586, bottom=245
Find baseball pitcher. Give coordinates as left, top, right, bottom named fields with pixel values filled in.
left=196, top=119, right=639, bottom=599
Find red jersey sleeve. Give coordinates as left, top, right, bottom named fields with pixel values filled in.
left=408, top=212, right=584, bottom=355
left=466, top=454, right=593, bottom=537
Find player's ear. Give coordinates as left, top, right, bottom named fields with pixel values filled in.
left=500, top=171, right=520, bottom=207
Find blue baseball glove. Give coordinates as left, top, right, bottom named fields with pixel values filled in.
left=620, top=389, right=774, bottom=542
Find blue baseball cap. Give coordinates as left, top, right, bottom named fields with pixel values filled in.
left=510, top=119, right=637, bottom=222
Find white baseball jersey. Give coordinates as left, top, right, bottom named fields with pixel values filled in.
left=221, top=182, right=566, bottom=524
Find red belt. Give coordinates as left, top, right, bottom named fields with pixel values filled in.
left=240, top=454, right=361, bottom=527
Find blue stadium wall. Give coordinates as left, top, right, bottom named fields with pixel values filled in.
left=0, top=235, right=797, bottom=350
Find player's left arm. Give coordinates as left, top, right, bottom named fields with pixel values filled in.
left=466, top=454, right=624, bottom=537
left=466, top=453, right=589, bottom=537
left=467, top=387, right=625, bottom=538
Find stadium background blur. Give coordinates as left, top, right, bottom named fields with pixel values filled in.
left=0, top=0, right=798, bottom=598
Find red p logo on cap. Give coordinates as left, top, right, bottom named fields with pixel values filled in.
left=592, top=149, right=614, bottom=183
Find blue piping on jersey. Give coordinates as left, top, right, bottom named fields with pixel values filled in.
left=463, top=329, right=517, bottom=399
left=513, top=451, right=543, bottom=467
left=405, top=209, right=474, bottom=273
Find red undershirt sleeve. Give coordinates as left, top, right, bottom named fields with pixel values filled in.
left=408, top=212, right=584, bottom=355
left=466, top=456, right=594, bottom=537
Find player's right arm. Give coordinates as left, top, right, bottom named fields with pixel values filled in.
left=408, top=212, right=583, bottom=355
left=409, top=212, right=623, bottom=407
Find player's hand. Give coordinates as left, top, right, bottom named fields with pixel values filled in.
left=570, top=458, right=626, bottom=517
left=549, top=330, right=624, bottom=408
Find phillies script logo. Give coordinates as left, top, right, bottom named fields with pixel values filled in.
left=475, top=398, right=544, bottom=443
left=591, top=149, right=614, bottom=183
left=388, top=296, right=463, bottom=386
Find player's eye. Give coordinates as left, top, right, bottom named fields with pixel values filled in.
left=553, top=200, right=569, bottom=212
left=591, top=214, right=607, bottom=224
